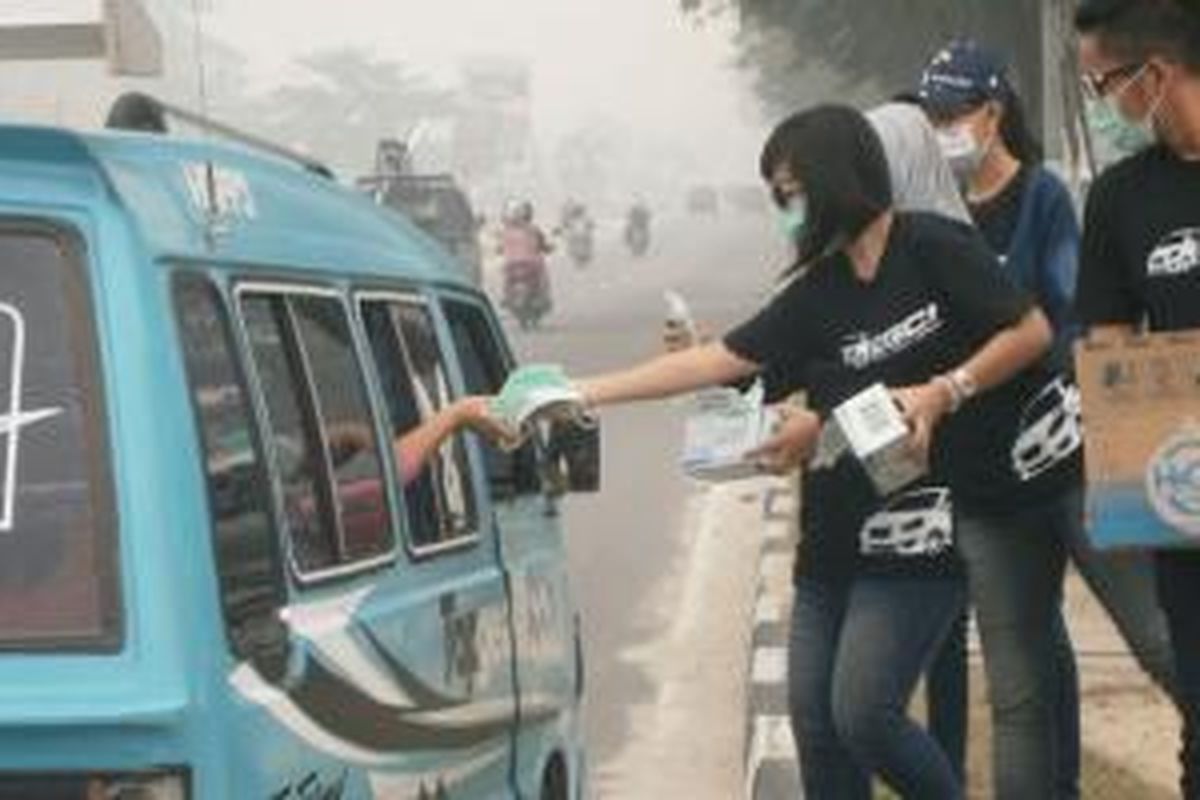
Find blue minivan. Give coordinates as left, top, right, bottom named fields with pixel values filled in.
left=0, top=95, right=592, bottom=799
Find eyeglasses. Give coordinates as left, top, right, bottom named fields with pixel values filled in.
left=1081, top=61, right=1146, bottom=100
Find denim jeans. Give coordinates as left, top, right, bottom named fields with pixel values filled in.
left=927, top=486, right=1174, bottom=799
left=926, top=613, right=967, bottom=781
left=1052, top=509, right=1178, bottom=800
left=955, top=489, right=1074, bottom=800
left=925, top=605, right=1084, bottom=799
left=1066, top=515, right=1177, bottom=696
left=789, top=573, right=966, bottom=800
left=1155, top=550, right=1200, bottom=799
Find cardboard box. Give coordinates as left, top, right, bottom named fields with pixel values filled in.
left=1075, top=331, right=1200, bottom=548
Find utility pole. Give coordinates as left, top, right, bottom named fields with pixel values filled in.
left=1042, top=0, right=1094, bottom=190
left=1043, top=0, right=1065, bottom=161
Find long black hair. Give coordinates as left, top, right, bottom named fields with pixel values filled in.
left=995, top=85, right=1044, bottom=166
left=759, top=105, right=892, bottom=273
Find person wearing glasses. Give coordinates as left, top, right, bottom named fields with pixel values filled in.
left=916, top=38, right=1178, bottom=799
left=1075, top=0, right=1200, bottom=796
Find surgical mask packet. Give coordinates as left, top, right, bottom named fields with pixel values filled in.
left=680, top=379, right=780, bottom=482
left=489, top=363, right=592, bottom=450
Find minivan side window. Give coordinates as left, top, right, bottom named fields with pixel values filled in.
left=360, top=297, right=477, bottom=550
left=0, top=229, right=119, bottom=650
left=239, top=290, right=393, bottom=576
left=173, top=275, right=284, bottom=661
left=442, top=299, right=540, bottom=497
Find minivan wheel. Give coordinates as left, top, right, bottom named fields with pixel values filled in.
left=540, top=757, right=568, bottom=800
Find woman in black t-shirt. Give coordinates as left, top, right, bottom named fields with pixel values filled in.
left=571, top=105, right=1051, bottom=800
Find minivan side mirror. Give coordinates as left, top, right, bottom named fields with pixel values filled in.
left=235, top=609, right=291, bottom=685
left=544, top=417, right=601, bottom=494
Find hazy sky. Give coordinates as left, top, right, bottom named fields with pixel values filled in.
left=201, top=0, right=766, bottom=181
left=0, top=1, right=771, bottom=196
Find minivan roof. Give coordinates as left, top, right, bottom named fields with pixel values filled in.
left=0, top=124, right=472, bottom=285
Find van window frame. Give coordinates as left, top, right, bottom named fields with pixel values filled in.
left=232, top=280, right=399, bottom=587
left=169, top=270, right=288, bottom=661
left=0, top=218, right=121, bottom=653
left=437, top=291, right=543, bottom=500
left=354, top=288, right=483, bottom=561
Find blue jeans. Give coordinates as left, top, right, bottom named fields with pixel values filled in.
left=1053, top=511, right=1178, bottom=800
left=955, top=490, right=1075, bottom=800
left=789, top=574, right=966, bottom=800
left=926, top=613, right=967, bottom=781
left=1155, top=550, right=1200, bottom=799
left=1065, top=515, right=1177, bottom=696
left=926, top=605, right=1083, bottom=798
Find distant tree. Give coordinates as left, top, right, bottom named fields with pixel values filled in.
left=242, top=48, right=453, bottom=176
left=683, top=1, right=1044, bottom=128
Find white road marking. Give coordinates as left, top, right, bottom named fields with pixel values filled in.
left=751, top=647, right=788, bottom=686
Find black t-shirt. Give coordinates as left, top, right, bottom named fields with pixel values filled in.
left=1078, top=145, right=1200, bottom=332
left=960, top=166, right=1084, bottom=515
left=971, top=167, right=1029, bottom=258
left=724, top=212, right=1033, bottom=580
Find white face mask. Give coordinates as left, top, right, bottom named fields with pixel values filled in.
left=777, top=194, right=808, bottom=241
left=936, top=124, right=986, bottom=184
left=1086, top=64, right=1166, bottom=157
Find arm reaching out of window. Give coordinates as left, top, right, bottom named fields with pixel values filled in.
left=393, top=397, right=516, bottom=485
left=327, top=397, right=517, bottom=487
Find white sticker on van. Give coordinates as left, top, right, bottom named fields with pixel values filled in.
left=0, top=303, right=63, bottom=532
left=182, top=161, right=258, bottom=224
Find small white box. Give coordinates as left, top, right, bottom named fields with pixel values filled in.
left=828, top=384, right=926, bottom=496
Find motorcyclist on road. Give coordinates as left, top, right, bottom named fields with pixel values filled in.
left=498, top=200, right=553, bottom=324
left=557, top=199, right=596, bottom=267
left=624, top=199, right=652, bottom=256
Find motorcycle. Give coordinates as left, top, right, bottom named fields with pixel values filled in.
left=502, top=260, right=552, bottom=330
left=564, top=220, right=594, bottom=268
left=564, top=215, right=597, bottom=268
left=624, top=218, right=650, bottom=258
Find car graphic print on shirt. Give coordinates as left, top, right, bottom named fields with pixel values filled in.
left=859, top=487, right=953, bottom=557
left=840, top=303, right=944, bottom=370
left=1147, top=227, right=1200, bottom=278
left=1011, top=377, right=1082, bottom=482
left=0, top=302, right=63, bottom=532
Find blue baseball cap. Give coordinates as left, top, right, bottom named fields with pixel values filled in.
left=918, top=39, right=1012, bottom=119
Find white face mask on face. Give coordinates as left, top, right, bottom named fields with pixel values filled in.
left=936, top=124, right=987, bottom=185
left=1086, top=64, right=1167, bottom=157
